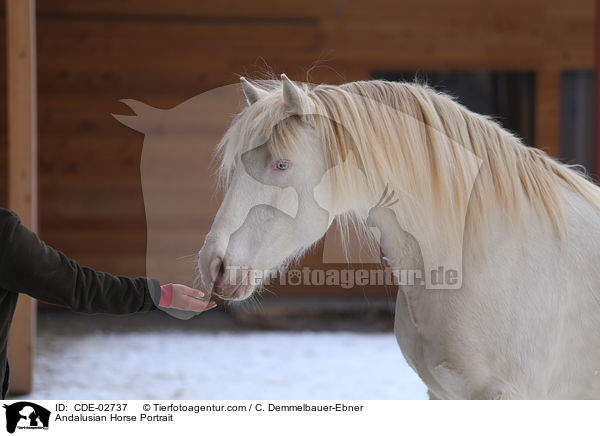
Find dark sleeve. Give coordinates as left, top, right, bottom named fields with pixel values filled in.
left=0, top=209, right=161, bottom=314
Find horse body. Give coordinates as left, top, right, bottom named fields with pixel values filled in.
left=387, top=186, right=600, bottom=399
left=199, top=74, right=600, bottom=399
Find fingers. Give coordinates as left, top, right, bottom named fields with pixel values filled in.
left=161, top=283, right=218, bottom=312
left=173, top=284, right=205, bottom=299
left=176, top=295, right=217, bottom=312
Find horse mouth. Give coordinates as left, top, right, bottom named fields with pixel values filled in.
left=208, top=262, right=260, bottom=301
left=212, top=282, right=253, bottom=302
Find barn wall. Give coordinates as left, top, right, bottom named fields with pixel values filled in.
left=0, top=0, right=595, bottom=296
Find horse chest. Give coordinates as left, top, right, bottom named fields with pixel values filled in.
left=393, top=286, right=484, bottom=399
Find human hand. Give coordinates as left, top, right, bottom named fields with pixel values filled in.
left=159, top=283, right=217, bottom=312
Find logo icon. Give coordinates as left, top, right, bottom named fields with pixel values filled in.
left=3, top=402, right=50, bottom=433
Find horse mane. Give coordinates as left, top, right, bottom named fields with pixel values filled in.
left=219, top=78, right=600, bottom=250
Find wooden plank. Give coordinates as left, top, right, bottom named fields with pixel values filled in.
left=36, top=0, right=336, bottom=20
left=535, top=68, right=561, bottom=157
left=6, top=0, right=37, bottom=396
left=322, top=21, right=592, bottom=69
left=0, top=16, right=7, bottom=209
left=36, top=19, right=321, bottom=60
left=592, top=0, right=600, bottom=179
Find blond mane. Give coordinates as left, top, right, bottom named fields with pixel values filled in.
left=218, top=79, right=600, bottom=255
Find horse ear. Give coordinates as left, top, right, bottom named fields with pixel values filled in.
left=281, top=73, right=302, bottom=114
left=240, top=77, right=268, bottom=105
left=112, top=99, right=160, bottom=133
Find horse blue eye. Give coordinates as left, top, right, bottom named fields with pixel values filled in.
left=275, top=160, right=290, bottom=171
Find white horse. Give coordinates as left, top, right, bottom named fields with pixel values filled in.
left=198, top=74, right=600, bottom=399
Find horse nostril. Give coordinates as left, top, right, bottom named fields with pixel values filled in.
left=209, top=256, right=225, bottom=283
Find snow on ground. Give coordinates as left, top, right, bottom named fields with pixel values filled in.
left=21, top=331, right=427, bottom=400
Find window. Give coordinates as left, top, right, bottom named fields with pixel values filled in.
left=372, top=70, right=535, bottom=148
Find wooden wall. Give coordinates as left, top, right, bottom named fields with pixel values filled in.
left=0, top=0, right=595, bottom=296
